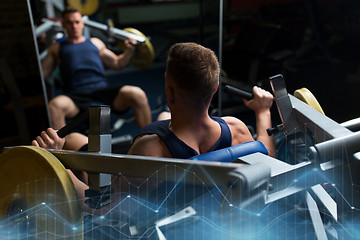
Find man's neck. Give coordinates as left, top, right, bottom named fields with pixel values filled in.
left=170, top=109, right=212, bottom=132
left=66, top=35, right=86, bottom=44
left=169, top=108, right=221, bottom=154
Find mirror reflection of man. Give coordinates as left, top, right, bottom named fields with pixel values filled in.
left=41, top=6, right=152, bottom=133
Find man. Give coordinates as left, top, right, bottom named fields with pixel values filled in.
left=33, top=42, right=275, bottom=207
left=128, top=42, right=276, bottom=158
left=37, top=42, right=275, bottom=157
left=119, top=42, right=275, bottom=210
left=42, top=6, right=152, bottom=133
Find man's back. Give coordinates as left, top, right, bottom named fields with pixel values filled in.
left=132, top=116, right=233, bottom=159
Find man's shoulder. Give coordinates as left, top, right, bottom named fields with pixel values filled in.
left=90, top=37, right=106, bottom=50
left=48, top=42, right=60, bottom=53
left=221, top=116, right=245, bottom=127
left=221, top=116, right=254, bottom=144
left=45, top=42, right=61, bottom=61
left=128, top=134, right=171, bottom=157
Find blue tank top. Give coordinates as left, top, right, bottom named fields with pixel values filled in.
left=134, top=116, right=232, bottom=159
left=59, top=37, right=108, bottom=93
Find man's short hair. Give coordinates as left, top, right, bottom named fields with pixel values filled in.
left=62, top=6, right=80, bottom=17
left=166, top=42, right=220, bottom=100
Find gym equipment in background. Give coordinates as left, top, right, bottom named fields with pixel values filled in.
left=36, top=16, right=155, bottom=69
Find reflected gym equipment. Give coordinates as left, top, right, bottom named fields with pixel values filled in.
left=118, top=28, right=155, bottom=69
left=36, top=16, right=155, bottom=69
left=82, top=17, right=155, bottom=69
left=67, top=0, right=99, bottom=16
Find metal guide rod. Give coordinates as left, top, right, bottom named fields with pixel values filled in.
left=341, top=117, right=360, bottom=131
left=310, top=130, right=360, bottom=163
left=87, top=105, right=112, bottom=191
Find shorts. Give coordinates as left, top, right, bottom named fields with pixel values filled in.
left=65, top=86, right=128, bottom=114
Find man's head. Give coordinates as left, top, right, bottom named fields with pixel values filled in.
left=165, top=42, right=220, bottom=101
left=62, top=6, right=84, bottom=40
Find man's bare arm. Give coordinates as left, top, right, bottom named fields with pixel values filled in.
left=91, top=37, right=136, bottom=71
left=222, top=116, right=255, bottom=146
left=41, top=43, right=59, bottom=79
left=128, top=134, right=172, bottom=158
left=243, top=86, right=276, bottom=157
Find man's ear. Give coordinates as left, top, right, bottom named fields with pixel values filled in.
left=166, top=86, right=175, bottom=105
left=214, top=81, right=219, bottom=94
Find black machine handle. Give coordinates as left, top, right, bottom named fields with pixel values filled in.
left=224, top=85, right=253, bottom=100
left=56, top=110, right=89, bottom=138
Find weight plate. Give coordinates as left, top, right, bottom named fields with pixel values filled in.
left=119, top=28, right=155, bottom=69
left=294, top=88, right=325, bottom=115
left=0, top=146, right=82, bottom=239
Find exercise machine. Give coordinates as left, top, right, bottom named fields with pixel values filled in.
left=1, top=72, right=359, bottom=239
left=36, top=15, right=155, bottom=70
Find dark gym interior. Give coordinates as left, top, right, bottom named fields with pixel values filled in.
left=1, top=0, right=359, bottom=151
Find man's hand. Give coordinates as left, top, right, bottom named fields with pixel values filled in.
left=243, top=86, right=276, bottom=157
left=124, top=38, right=137, bottom=51
left=243, top=86, right=273, bottom=113
left=32, top=128, right=65, bottom=150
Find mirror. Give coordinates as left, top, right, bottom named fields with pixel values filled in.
left=0, top=0, right=50, bottom=151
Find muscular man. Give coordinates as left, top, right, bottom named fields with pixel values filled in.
left=33, top=42, right=276, bottom=205
left=128, top=42, right=276, bottom=158
left=42, top=6, right=151, bottom=132
left=35, top=42, right=276, bottom=157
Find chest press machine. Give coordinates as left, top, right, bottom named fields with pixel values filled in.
left=36, top=16, right=155, bottom=70
left=0, top=74, right=359, bottom=239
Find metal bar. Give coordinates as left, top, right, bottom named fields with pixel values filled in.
left=290, top=95, right=352, bottom=141
left=217, top=0, right=223, bottom=117
left=341, top=117, right=360, bottom=131
left=310, top=184, right=337, bottom=221
left=49, top=150, right=243, bottom=186
left=38, top=17, right=146, bottom=43
left=82, top=16, right=146, bottom=43
left=87, top=106, right=112, bottom=190
left=306, top=191, right=329, bottom=240
left=310, top=130, right=360, bottom=163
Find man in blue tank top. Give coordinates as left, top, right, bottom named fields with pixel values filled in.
left=34, top=42, right=276, bottom=158
left=33, top=42, right=275, bottom=203
left=128, top=42, right=276, bottom=159
left=41, top=6, right=152, bottom=132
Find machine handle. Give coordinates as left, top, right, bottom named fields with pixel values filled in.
left=57, top=110, right=89, bottom=138
left=224, top=85, right=253, bottom=100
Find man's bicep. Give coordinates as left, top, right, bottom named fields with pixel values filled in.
left=91, top=38, right=117, bottom=69
left=41, top=53, right=56, bottom=78
left=99, top=48, right=120, bottom=69
left=41, top=45, right=58, bottom=78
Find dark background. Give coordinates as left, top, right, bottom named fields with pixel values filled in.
left=1, top=0, right=360, bottom=150
left=30, top=0, right=360, bottom=123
